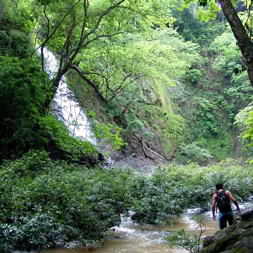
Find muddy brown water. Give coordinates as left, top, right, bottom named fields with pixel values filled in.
left=41, top=210, right=218, bottom=253
left=29, top=201, right=253, bottom=253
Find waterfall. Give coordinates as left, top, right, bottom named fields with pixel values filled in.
left=41, top=48, right=96, bottom=145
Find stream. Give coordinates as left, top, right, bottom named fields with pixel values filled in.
left=37, top=201, right=253, bottom=253
left=40, top=209, right=218, bottom=253
left=14, top=201, right=253, bottom=253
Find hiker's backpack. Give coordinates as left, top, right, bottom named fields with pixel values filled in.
left=216, top=190, right=231, bottom=213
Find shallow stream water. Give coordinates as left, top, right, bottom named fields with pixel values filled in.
left=14, top=202, right=253, bottom=253
left=41, top=209, right=218, bottom=253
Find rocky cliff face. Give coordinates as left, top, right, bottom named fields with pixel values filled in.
left=201, top=209, right=253, bottom=253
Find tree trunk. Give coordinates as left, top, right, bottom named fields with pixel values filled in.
left=218, top=0, right=253, bottom=86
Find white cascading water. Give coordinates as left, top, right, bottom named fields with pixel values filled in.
left=41, top=48, right=96, bottom=145
left=111, top=211, right=169, bottom=245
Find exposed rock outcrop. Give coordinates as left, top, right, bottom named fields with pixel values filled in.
left=201, top=209, right=253, bottom=253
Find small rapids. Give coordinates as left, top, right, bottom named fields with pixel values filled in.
left=14, top=198, right=253, bottom=253
left=41, top=209, right=217, bottom=253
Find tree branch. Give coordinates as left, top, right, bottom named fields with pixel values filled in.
left=70, top=64, right=108, bottom=104
left=108, top=73, right=143, bottom=102
left=69, top=0, right=126, bottom=63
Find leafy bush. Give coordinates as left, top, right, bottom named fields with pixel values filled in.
left=39, top=115, right=98, bottom=161
left=129, top=175, right=190, bottom=224
left=0, top=56, right=52, bottom=160
left=94, top=122, right=126, bottom=151
left=178, top=143, right=213, bottom=165
left=236, top=109, right=253, bottom=159
left=184, top=69, right=203, bottom=85
left=210, top=30, right=241, bottom=78
left=129, top=161, right=253, bottom=224
left=0, top=214, right=66, bottom=252
left=0, top=2, right=33, bottom=57
left=0, top=150, right=53, bottom=177
left=0, top=151, right=133, bottom=251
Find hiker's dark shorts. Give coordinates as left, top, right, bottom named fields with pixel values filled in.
left=219, top=212, right=233, bottom=229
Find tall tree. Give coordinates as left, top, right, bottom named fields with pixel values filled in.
left=183, top=0, right=253, bottom=86
left=24, top=0, right=171, bottom=102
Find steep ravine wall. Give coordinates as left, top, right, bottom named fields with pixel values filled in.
left=67, top=71, right=170, bottom=169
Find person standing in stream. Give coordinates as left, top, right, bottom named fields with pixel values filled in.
left=212, top=183, right=240, bottom=229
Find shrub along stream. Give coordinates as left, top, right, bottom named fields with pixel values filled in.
left=0, top=152, right=253, bottom=252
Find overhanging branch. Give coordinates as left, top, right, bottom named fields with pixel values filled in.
left=70, top=64, right=108, bottom=104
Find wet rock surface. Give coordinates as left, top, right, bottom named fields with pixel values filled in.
left=201, top=209, right=253, bottom=253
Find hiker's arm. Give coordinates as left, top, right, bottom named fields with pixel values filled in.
left=227, top=191, right=240, bottom=212
left=211, top=194, right=217, bottom=220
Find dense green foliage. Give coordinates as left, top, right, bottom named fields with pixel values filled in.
left=170, top=4, right=225, bottom=45
left=2, top=0, right=252, bottom=161
left=0, top=151, right=133, bottom=251
left=171, top=25, right=253, bottom=162
left=78, top=28, right=199, bottom=155
left=236, top=104, right=253, bottom=161
left=129, top=161, right=253, bottom=224
left=1, top=151, right=252, bottom=251
left=2, top=0, right=253, bottom=251
left=0, top=56, right=51, bottom=158
left=39, top=115, right=99, bottom=161
left=0, top=0, right=101, bottom=162
left=0, top=0, right=53, bottom=159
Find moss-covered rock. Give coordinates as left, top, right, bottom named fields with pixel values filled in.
left=201, top=209, right=253, bottom=253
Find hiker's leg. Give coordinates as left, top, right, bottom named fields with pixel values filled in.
left=227, top=213, right=234, bottom=226
left=219, top=214, right=226, bottom=229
